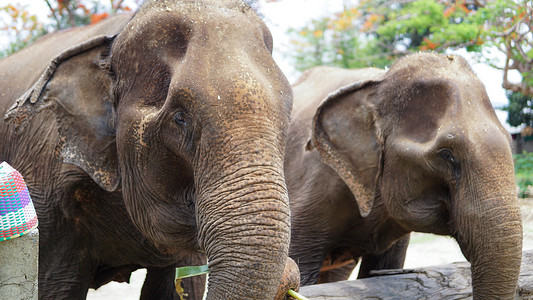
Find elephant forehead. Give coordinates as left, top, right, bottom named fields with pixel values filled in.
left=386, top=66, right=489, bottom=144
left=390, top=79, right=453, bottom=143
left=112, top=0, right=263, bottom=68
left=124, top=0, right=258, bottom=40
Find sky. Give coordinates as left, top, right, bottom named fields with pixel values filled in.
left=1, top=0, right=523, bottom=132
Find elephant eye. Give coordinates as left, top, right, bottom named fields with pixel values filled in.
left=173, top=111, right=187, bottom=126
left=439, top=149, right=455, bottom=164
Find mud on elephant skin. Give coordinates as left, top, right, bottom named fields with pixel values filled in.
left=0, top=1, right=300, bottom=299
left=285, top=53, right=522, bottom=299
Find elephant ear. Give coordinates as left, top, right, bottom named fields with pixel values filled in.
left=309, top=77, right=383, bottom=217
left=5, top=35, right=119, bottom=191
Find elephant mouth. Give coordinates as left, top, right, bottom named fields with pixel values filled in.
left=140, top=218, right=199, bottom=257
left=391, top=187, right=452, bottom=235
left=155, top=242, right=181, bottom=256
left=152, top=238, right=204, bottom=260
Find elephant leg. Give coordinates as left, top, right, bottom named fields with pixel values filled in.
left=140, top=266, right=179, bottom=300
left=141, top=254, right=207, bottom=300
left=357, top=234, right=410, bottom=279
left=317, top=260, right=357, bottom=284
left=296, top=259, right=326, bottom=286
left=37, top=223, right=92, bottom=299
left=317, top=249, right=357, bottom=284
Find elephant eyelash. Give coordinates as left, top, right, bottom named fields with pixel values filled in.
left=439, top=149, right=461, bottom=179
left=439, top=149, right=455, bottom=164
left=173, top=111, right=187, bottom=126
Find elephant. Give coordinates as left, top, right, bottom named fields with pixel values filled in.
left=0, top=1, right=300, bottom=299
left=285, top=53, right=523, bottom=299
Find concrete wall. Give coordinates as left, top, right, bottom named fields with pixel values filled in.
left=0, top=229, right=38, bottom=300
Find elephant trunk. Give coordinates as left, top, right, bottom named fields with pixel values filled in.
left=454, top=165, right=522, bottom=299
left=196, top=139, right=295, bottom=299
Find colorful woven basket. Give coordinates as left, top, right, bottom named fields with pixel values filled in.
left=0, top=161, right=38, bottom=241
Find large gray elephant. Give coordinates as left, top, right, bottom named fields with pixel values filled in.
left=0, top=1, right=299, bottom=299
left=285, top=53, right=523, bottom=299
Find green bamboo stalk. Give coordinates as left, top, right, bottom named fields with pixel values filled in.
left=288, top=289, right=310, bottom=300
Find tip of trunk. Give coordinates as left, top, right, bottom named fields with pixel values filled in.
left=275, top=257, right=301, bottom=300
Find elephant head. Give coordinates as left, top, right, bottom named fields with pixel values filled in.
left=309, top=53, right=522, bottom=298
left=6, top=1, right=297, bottom=299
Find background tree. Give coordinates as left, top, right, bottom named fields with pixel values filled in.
left=505, top=91, right=533, bottom=128
left=477, top=0, right=532, bottom=96
left=0, top=4, right=45, bottom=57
left=0, top=0, right=139, bottom=58
left=288, top=0, right=485, bottom=69
left=288, top=0, right=532, bottom=126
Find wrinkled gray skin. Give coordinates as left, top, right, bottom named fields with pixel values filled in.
left=286, top=53, right=523, bottom=299
left=0, top=1, right=299, bottom=299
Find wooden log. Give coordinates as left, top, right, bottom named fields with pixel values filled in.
left=299, top=250, right=533, bottom=299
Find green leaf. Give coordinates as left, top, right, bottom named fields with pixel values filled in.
left=175, top=264, right=209, bottom=279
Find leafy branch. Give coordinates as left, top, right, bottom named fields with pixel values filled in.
left=0, top=0, right=139, bottom=58
left=287, top=0, right=532, bottom=98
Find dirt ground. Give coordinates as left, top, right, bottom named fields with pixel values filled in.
left=87, top=199, right=533, bottom=299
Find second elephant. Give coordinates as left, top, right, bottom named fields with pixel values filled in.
left=286, top=53, right=522, bottom=299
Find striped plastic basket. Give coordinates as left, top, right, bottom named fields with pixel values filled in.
left=0, top=162, right=38, bottom=241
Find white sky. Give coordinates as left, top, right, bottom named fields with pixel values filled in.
left=0, top=0, right=523, bottom=131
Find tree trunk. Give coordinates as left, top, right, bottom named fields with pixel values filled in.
left=298, top=250, right=533, bottom=299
